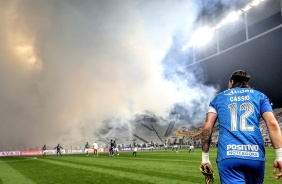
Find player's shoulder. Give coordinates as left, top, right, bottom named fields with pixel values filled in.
left=212, top=90, right=228, bottom=101
left=252, top=89, right=268, bottom=98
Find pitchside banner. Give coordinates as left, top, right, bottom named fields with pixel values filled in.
left=0, top=151, right=20, bottom=157
left=84, top=148, right=104, bottom=153
left=120, top=147, right=150, bottom=151
left=20, top=150, right=66, bottom=155
left=0, top=149, right=105, bottom=157
left=20, top=150, right=44, bottom=156
left=67, top=150, right=84, bottom=154
left=44, top=150, right=66, bottom=155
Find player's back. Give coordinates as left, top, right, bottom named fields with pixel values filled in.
left=210, top=87, right=272, bottom=162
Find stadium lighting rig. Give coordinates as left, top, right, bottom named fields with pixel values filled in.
left=183, top=0, right=267, bottom=49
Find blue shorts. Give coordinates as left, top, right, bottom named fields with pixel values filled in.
left=218, top=158, right=265, bottom=184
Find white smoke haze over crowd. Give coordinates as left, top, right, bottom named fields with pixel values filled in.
left=0, top=0, right=224, bottom=150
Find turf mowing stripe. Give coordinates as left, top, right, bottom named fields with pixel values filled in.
left=46, top=156, right=199, bottom=181
left=55, top=155, right=204, bottom=174
left=0, top=157, right=38, bottom=163
left=107, top=156, right=202, bottom=163
left=38, top=158, right=197, bottom=184
left=0, top=159, right=36, bottom=184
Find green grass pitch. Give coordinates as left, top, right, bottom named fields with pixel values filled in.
left=0, top=147, right=278, bottom=184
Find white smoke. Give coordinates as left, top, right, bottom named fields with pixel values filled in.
left=0, top=0, right=219, bottom=150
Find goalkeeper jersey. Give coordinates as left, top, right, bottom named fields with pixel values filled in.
left=208, top=87, right=272, bottom=162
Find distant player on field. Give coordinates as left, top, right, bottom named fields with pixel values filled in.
left=114, top=141, right=119, bottom=155
left=188, top=143, right=195, bottom=154
left=85, top=142, right=90, bottom=156
left=54, top=143, right=63, bottom=156
left=93, top=141, right=99, bottom=156
left=109, top=139, right=114, bottom=157
left=132, top=139, right=138, bottom=157
left=171, top=139, right=178, bottom=153
left=149, top=141, right=154, bottom=151
left=42, top=145, right=47, bottom=156
left=164, top=139, right=168, bottom=151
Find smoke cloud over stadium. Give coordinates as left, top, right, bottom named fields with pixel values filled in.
left=0, top=0, right=222, bottom=150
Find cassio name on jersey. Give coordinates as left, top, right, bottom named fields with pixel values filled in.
left=224, top=89, right=254, bottom=102
left=230, top=95, right=250, bottom=102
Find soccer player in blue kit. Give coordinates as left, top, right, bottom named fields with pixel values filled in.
left=54, top=143, right=63, bottom=156
left=201, top=70, right=282, bottom=183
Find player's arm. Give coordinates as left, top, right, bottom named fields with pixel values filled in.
left=262, top=111, right=282, bottom=180
left=201, top=112, right=217, bottom=165
left=263, top=112, right=282, bottom=148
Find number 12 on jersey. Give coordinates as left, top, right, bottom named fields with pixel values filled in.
left=228, top=103, right=254, bottom=131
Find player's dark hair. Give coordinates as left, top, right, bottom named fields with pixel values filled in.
left=229, top=70, right=251, bottom=88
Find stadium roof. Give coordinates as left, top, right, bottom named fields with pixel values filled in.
left=187, top=0, right=282, bottom=108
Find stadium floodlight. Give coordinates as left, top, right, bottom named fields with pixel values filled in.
left=188, top=27, right=214, bottom=47
left=214, top=23, right=223, bottom=30
left=242, top=4, right=252, bottom=11
left=250, top=0, right=261, bottom=6
left=220, top=11, right=240, bottom=25
left=237, top=10, right=243, bottom=15
left=213, top=11, right=240, bottom=31
left=184, top=0, right=267, bottom=49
